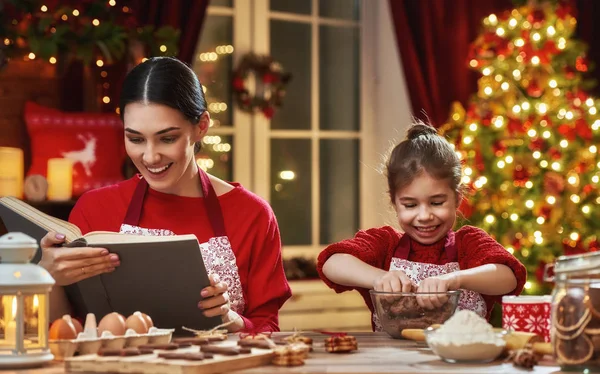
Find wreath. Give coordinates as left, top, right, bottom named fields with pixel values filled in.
left=232, top=53, right=292, bottom=119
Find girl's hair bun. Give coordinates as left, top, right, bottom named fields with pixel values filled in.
left=406, top=121, right=438, bottom=140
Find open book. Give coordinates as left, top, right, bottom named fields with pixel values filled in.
left=0, top=196, right=221, bottom=333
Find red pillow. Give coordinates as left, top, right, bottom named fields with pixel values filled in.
left=25, top=102, right=126, bottom=197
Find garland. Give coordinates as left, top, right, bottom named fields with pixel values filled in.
left=232, top=53, right=292, bottom=119
left=0, top=0, right=179, bottom=70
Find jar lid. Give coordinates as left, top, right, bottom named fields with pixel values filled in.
left=554, top=251, right=600, bottom=274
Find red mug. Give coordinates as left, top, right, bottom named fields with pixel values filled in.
left=502, top=295, right=552, bottom=342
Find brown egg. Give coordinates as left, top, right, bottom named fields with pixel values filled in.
left=125, top=313, right=148, bottom=334
left=71, top=318, right=84, bottom=335
left=97, top=312, right=127, bottom=336
left=49, top=316, right=77, bottom=340
left=139, top=312, right=153, bottom=328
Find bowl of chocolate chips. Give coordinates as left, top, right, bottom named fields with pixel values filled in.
left=370, top=289, right=461, bottom=339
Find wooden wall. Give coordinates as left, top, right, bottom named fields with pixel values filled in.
left=0, top=59, right=60, bottom=172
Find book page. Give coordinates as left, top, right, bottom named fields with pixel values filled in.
left=84, top=232, right=199, bottom=245
left=0, top=197, right=82, bottom=241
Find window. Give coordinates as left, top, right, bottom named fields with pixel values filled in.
left=193, top=0, right=370, bottom=259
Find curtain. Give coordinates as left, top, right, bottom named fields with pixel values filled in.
left=388, top=0, right=512, bottom=127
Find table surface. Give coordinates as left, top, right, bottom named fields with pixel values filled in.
left=5, top=332, right=572, bottom=374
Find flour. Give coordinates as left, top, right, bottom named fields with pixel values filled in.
left=427, top=310, right=504, bottom=346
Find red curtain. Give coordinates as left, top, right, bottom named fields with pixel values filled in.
left=129, top=0, right=210, bottom=64
left=388, top=0, right=512, bottom=127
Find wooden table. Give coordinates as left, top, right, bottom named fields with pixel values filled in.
left=8, top=332, right=568, bottom=374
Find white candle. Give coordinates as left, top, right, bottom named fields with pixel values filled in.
left=4, top=297, right=16, bottom=345
left=0, top=147, right=24, bottom=198
left=5, top=321, right=16, bottom=345
left=47, top=158, right=73, bottom=201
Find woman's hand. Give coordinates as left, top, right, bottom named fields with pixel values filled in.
left=198, top=274, right=244, bottom=332
left=373, top=270, right=415, bottom=293
left=198, top=273, right=231, bottom=318
left=416, top=272, right=460, bottom=309
left=38, top=232, right=120, bottom=286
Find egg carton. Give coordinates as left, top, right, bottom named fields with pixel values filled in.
left=49, top=326, right=174, bottom=361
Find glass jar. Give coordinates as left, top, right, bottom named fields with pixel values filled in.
left=545, top=251, right=600, bottom=372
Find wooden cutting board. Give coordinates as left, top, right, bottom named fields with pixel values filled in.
left=64, top=343, right=274, bottom=374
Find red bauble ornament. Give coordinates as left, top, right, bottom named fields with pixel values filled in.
left=576, top=56, right=589, bottom=72
left=527, top=80, right=543, bottom=98
left=529, top=9, right=545, bottom=24
left=540, top=206, right=552, bottom=219
left=528, top=138, right=545, bottom=151
left=507, top=117, right=524, bottom=135
left=583, top=184, right=594, bottom=194
left=513, top=165, right=530, bottom=185
left=575, top=118, right=593, bottom=140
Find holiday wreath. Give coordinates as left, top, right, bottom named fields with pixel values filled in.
left=232, top=53, right=292, bottom=119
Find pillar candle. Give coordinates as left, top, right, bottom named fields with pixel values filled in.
left=47, top=158, right=73, bottom=201
left=0, top=147, right=24, bottom=198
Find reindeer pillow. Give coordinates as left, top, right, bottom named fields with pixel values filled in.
left=25, top=102, right=126, bottom=197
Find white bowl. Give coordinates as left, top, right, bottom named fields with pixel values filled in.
left=424, top=328, right=506, bottom=363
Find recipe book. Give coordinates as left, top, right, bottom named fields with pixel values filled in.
left=0, top=196, right=221, bottom=333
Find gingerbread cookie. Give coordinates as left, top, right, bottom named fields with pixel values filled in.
left=272, top=343, right=308, bottom=366
left=324, top=335, right=358, bottom=353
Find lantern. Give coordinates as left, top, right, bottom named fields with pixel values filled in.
left=0, top=233, right=55, bottom=368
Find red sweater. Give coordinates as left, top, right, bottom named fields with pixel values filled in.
left=69, top=177, right=292, bottom=332
left=317, top=225, right=527, bottom=322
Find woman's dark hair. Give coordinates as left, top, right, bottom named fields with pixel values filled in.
left=385, top=120, right=463, bottom=204
left=119, top=56, right=207, bottom=153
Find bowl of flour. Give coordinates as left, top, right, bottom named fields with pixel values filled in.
left=424, top=310, right=506, bottom=363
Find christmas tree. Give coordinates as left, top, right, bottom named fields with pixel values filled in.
left=441, top=0, right=600, bottom=294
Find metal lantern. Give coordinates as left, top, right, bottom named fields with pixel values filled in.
left=0, top=232, right=55, bottom=368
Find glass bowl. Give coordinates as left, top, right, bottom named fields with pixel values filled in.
left=424, top=327, right=507, bottom=363
left=369, top=290, right=461, bottom=339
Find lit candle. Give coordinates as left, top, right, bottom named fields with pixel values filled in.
left=5, top=297, right=16, bottom=344
left=0, top=147, right=24, bottom=198
left=30, top=295, right=39, bottom=329
left=47, top=158, right=73, bottom=201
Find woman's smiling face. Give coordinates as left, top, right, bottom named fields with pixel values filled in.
left=123, top=102, right=205, bottom=195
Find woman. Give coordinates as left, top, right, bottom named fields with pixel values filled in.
left=39, top=57, right=291, bottom=333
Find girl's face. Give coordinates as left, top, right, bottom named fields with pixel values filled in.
left=394, top=171, right=458, bottom=245
left=123, top=102, right=208, bottom=195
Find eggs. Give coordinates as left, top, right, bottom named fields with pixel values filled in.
left=125, top=312, right=149, bottom=334
left=97, top=312, right=127, bottom=336
left=72, top=318, right=84, bottom=335
left=139, top=312, right=153, bottom=329
left=49, top=315, right=78, bottom=340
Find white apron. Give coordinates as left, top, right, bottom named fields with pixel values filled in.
left=372, top=231, right=487, bottom=331
left=119, top=168, right=245, bottom=315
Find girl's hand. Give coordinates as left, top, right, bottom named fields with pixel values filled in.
left=373, top=270, right=415, bottom=293
left=198, top=274, right=232, bottom=319
left=416, top=273, right=460, bottom=309
left=39, top=231, right=119, bottom=286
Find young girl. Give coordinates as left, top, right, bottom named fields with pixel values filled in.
left=318, top=121, right=527, bottom=330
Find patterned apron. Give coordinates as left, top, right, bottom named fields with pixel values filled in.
left=118, top=168, right=245, bottom=315
left=373, top=231, right=486, bottom=330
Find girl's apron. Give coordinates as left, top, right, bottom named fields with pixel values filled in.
left=373, top=231, right=486, bottom=330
